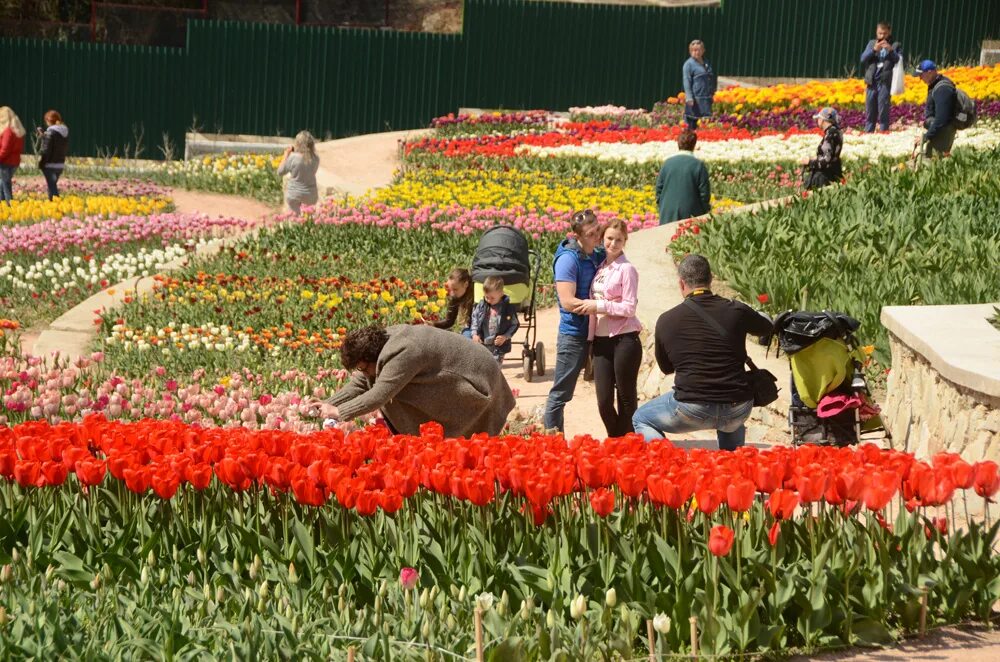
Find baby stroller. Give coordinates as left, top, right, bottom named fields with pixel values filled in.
left=471, top=225, right=546, bottom=381
left=772, top=311, right=890, bottom=446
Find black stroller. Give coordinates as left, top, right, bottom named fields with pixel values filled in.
left=773, top=311, right=890, bottom=446
left=471, top=226, right=546, bottom=381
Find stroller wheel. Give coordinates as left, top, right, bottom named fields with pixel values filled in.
left=523, top=353, right=534, bottom=383
left=534, top=341, right=545, bottom=376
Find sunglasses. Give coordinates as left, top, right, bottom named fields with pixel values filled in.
left=572, top=209, right=596, bottom=224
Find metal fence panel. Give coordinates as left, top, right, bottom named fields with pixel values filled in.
left=1, top=0, right=997, bottom=157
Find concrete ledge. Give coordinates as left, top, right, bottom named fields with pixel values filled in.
left=881, top=304, right=1000, bottom=398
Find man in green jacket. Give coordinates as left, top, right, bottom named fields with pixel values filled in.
left=655, top=130, right=711, bottom=224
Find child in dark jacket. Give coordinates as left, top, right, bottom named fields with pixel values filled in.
left=471, top=276, right=520, bottom=364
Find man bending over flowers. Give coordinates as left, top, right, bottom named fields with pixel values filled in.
left=311, top=324, right=515, bottom=437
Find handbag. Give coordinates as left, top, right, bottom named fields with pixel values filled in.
left=890, top=55, right=905, bottom=96
left=683, top=299, right=779, bottom=407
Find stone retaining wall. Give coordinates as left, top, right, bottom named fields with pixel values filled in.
left=883, top=334, right=1000, bottom=462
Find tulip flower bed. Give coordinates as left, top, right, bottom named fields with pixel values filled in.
left=21, top=153, right=284, bottom=204
left=0, top=193, right=172, bottom=225
left=672, top=146, right=1000, bottom=368
left=0, top=351, right=347, bottom=430
left=0, top=417, right=998, bottom=658
left=96, top=221, right=508, bottom=382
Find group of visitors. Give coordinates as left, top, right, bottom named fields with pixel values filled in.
left=0, top=107, right=69, bottom=203
left=671, top=22, right=965, bottom=201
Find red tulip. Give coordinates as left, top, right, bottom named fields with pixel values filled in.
left=355, top=490, right=379, bottom=516
left=708, top=525, right=735, bottom=557
left=0, top=449, right=15, bottom=479
left=757, top=293, right=770, bottom=304
left=794, top=467, right=827, bottom=504
left=186, top=464, right=213, bottom=490
left=75, top=457, right=107, bottom=487
left=589, top=487, right=615, bottom=518
left=14, top=461, right=43, bottom=488
left=862, top=470, right=897, bottom=511
left=726, top=479, right=755, bottom=512
left=122, top=466, right=150, bottom=494
left=150, top=469, right=180, bottom=500
left=695, top=482, right=722, bottom=515
left=378, top=489, right=403, bottom=514
left=973, top=462, right=1000, bottom=499
left=41, top=461, right=68, bottom=487
left=291, top=475, right=327, bottom=507
left=949, top=459, right=975, bottom=490
left=768, top=521, right=781, bottom=547
left=399, top=567, right=419, bottom=590
left=768, top=488, right=800, bottom=520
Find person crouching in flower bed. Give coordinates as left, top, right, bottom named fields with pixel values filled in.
left=311, top=324, right=515, bottom=437
left=801, top=107, right=843, bottom=190
left=432, top=267, right=474, bottom=338
left=471, top=276, right=520, bottom=364
left=277, top=130, right=320, bottom=214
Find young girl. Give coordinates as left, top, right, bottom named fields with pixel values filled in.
left=433, top=267, right=474, bottom=338
left=579, top=219, right=642, bottom=437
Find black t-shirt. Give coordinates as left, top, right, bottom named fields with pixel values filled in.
left=653, top=292, right=773, bottom=403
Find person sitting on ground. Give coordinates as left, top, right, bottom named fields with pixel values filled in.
left=655, top=130, right=710, bottom=225
left=576, top=219, right=643, bottom=437
left=432, top=267, right=474, bottom=338
left=36, top=110, right=68, bottom=201
left=914, top=60, right=958, bottom=158
left=801, top=107, right=843, bottom=190
left=632, top=254, right=773, bottom=450
left=312, top=324, right=515, bottom=438
left=277, top=130, right=320, bottom=214
left=0, top=106, right=26, bottom=206
left=471, top=276, right=520, bottom=364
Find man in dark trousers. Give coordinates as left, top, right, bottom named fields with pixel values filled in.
left=915, top=60, right=958, bottom=157
left=655, top=131, right=710, bottom=225
left=632, top=254, right=772, bottom=450
left=860, top=21, right=902, bottom=133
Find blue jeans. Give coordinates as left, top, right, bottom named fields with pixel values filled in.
left=460, top=327, right=472, bottom=339
left=0, top=165, right=15, bottom=205
left=865, top=85, right=891, bottom=132
left=543, top=333, right=589, bottom=433
left=632, top=389, right=753, bottom=451
left=42, top=167, right=62, bottom=200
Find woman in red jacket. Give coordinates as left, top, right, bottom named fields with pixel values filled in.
left=0, top=106, right=26, bottom=206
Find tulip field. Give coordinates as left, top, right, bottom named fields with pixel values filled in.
left=2, top=64, right=1000, bottom=658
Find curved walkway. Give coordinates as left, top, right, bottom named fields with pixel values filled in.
left=30, top=189, right=275, bottom=360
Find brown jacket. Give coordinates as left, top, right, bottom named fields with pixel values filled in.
left=327, top=324, right=515, bottom=437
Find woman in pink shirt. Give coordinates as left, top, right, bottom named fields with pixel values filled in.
left=579, top=219, right=643, bottom=437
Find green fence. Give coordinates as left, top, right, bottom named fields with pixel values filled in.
left=2, top=0, right=998, bottom=157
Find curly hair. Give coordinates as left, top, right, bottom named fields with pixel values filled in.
left=340, top=325, right=389, bottom=370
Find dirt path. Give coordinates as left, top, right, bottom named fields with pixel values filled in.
left=790, top=624, right=1000, bottom=661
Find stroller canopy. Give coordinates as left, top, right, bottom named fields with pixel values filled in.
left=471, top=225, right=530, bottom=286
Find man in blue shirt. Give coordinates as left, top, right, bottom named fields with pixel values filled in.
left=860, top=22, right=902, bottom=133
left=543, top=210, right=606, bottom=433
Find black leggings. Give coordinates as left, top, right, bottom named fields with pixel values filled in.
left=592, top=332, right=642, bottom=437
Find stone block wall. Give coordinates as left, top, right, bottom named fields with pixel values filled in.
left=883, top=333, right=1000, bottom=462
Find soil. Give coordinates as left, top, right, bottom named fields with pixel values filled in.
left=789, top=623, right=1000, bottom=661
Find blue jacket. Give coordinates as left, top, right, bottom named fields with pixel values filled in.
left=924, top=75, right=957, bottom=140
left=860, top=39, right=902, bottom=88
left=553, top=238, right=605, bottom=337
left=471, top=295, right=520, bottom=354
left=682, top=57, right=717, bottom=104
